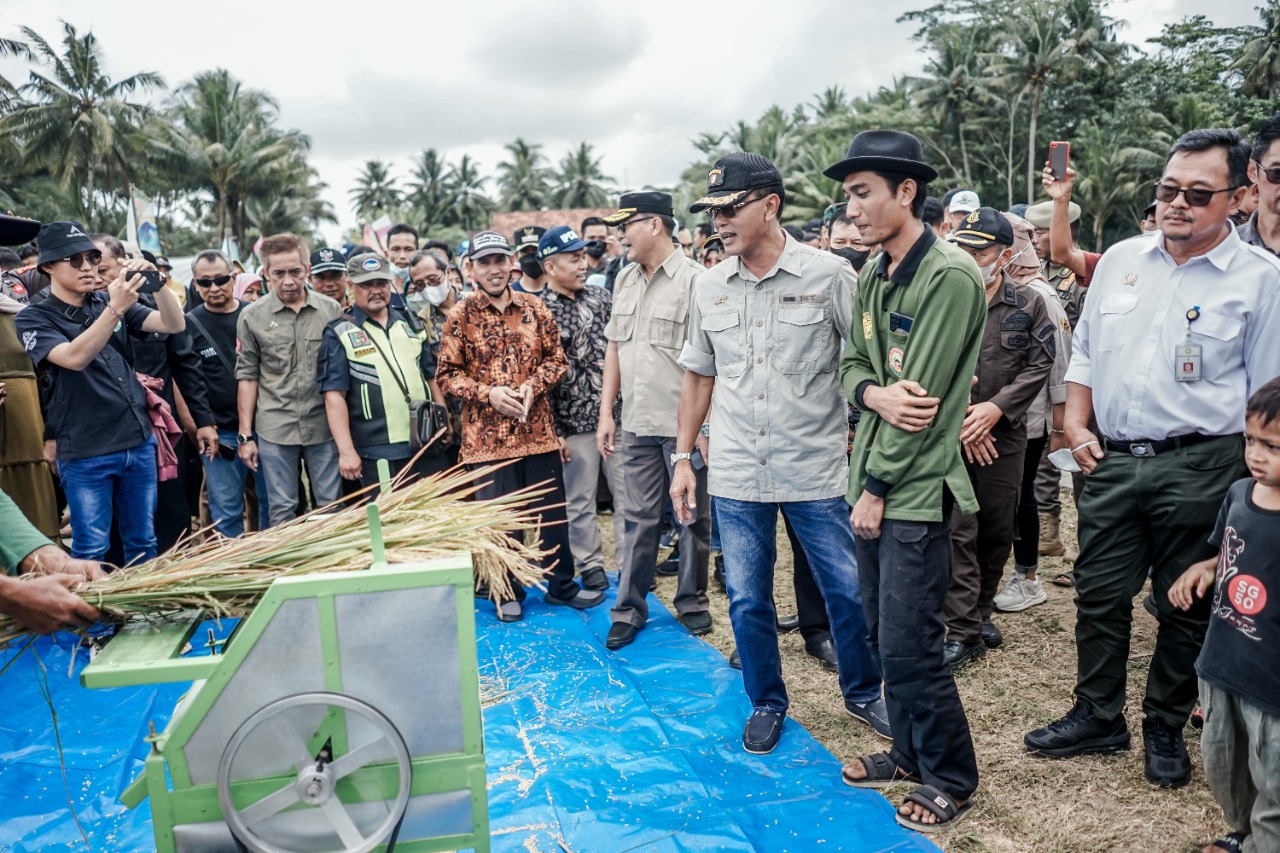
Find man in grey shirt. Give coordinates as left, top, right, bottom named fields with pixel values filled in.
left=235, top=233, right=343, bottom=527
left=670, top=153, right=887, bottom=755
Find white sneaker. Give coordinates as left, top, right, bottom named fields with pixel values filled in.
left=994, top=574, right=1047, bottom=612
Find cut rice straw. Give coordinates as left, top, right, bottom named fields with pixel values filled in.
left=0, top=462, right=556, bottom=648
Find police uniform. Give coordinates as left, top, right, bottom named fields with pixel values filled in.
left=941, top=211, right=1057, bottom=655
left=317, top=259, right=443, bottom=489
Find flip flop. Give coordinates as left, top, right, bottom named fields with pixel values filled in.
left=841, top=751, right=921, bottom=789
left=1210, top=832, right=1247, bottom=853
left=895, top=784, right=974, bottom=833
left=1051, top=571, right=1074, bottom=588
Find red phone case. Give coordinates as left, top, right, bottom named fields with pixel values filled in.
left=1049, top=142, right=1070, bottom=180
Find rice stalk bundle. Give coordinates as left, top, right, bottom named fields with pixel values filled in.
left=0, top=463, right=554, bottom=648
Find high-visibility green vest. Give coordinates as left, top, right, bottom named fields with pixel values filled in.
left=330, top=314, right=429, bottom=449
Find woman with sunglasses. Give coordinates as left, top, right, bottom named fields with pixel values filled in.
left=15, top=221, right=186, bottom=567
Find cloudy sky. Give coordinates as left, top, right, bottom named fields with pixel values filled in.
left=2, top=0, right=1264, bottom=243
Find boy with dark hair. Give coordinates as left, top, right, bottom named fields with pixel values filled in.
left=1170, top=376, right=1280, bottom=853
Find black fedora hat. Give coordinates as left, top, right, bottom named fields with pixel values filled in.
left=0, top=214, right=40, bottom=246
left=823, top=130, right=938, bottom=183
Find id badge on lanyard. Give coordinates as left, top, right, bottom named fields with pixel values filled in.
left=1175, top=306, right=1202, bottom=382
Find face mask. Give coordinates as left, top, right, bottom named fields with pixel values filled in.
left=425, top=282, right=451, bottom=306
left=831, top=247, right=871, bottom=272
left=404, top=291, right=427, bottom=312
left=519, top=255, right=544, bottom=279
left=389, top=263, right=409, bottom=281
left=585, top=241, right=606, bottom=259
left=976, top=260, right=998, bottom=283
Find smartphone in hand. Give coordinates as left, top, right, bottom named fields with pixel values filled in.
left=129, top=269, right=165, bottom=293
left=1049, top=141, right=1070, bottom=181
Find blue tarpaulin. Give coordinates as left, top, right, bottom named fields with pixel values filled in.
left=1, top=583, right=939, bottom=852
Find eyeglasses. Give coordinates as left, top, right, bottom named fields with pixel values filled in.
left=411, top=275, right=445, bottom=288
left=1254, top=159, right=1280, bottom=185
left=60, top=251, right=103, bottom=269
left=194, top=274, right=234, bottom=289
left=1152, top=181, right=1238, bottom=207
left=618, top=216, right=655, bottom=232
left=704, top=193, right=770, bottom=221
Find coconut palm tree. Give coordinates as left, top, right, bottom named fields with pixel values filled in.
left=553, top=142, right=613, bottom=209
left=1231, top=0, right=1280, bottom=101
left=349, top=159, right=401, bottom=222
left=405, top=148, right=451, bottom=233
left=495, top=138, right=553, bottom=211
left=809, top=86, right=851, bottom=121
left=1070, top=121, right=1164, bottom=251
left=446, top=155, right=493, bottom=233
left=911, top=26, right=1001, bottom=188
left=2, top=22, right=165, bottom=225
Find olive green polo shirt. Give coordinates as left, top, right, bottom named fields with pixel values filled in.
left=2, top=487, right=51, bottom=574
left=235, top=288, right=343, bottom=446
left=840, top=227, right=987, bottom=521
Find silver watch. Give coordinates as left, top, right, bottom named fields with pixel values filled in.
left=699, top=423, right=711, bottom=437
left=670, top=451, right=694, bottom=464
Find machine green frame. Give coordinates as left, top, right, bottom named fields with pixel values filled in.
left=81, top=507, right=490, bottom=853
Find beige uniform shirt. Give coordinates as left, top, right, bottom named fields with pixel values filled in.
left=235, top=288, right=343, bottom=446
left=606, top=248, right=704, bottom=437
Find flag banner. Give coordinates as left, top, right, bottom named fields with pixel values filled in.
left=130, top=188, right=161, bottom=254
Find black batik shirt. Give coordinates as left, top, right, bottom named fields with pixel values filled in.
left=538, top=285, right=617, bottom=437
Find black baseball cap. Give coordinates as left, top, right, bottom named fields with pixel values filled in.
left=0, top=214, right=40, bottom=246
left=952, top=207, right=1015, bottom=249
left=310, top=247, right=346, bottom=274
left=604, top=191, right=674, bottom=225
left=36, top=220, right=99, bottom=265
left=689, top=152, right=784, bottom=213
left=1143, top=200, right=1157, bottom=218
left=469, top=230, right=513, bottom=260
left=513, top=225, right=546, bottom=252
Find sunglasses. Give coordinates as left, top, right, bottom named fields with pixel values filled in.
left=194, top=274, right=234, bottom=288
left=60, top=251, right=103, bottom=269
left=705, top=193, right=770, bottom=221
left=1254, top=159, right=1280, bottom=185
left=618, top=216, right=655, bottom=232
left=1152, top=181, right=1237, bottom=207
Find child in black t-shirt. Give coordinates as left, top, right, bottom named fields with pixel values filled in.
left=1171, top=377, right=1280, bottom=853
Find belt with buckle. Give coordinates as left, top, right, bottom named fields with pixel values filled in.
left=1102, top=433, right=1233, bottom=457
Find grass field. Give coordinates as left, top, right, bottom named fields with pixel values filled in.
left=600, top=495, right=1226, bottom=853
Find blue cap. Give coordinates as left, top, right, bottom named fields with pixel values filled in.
left=537, top=225, right=587, bottom=259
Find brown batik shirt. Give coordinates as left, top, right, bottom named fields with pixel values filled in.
left=435, top=289, right=567, bottom=463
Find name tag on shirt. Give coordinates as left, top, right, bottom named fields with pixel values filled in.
left=889, top=312, right=914, bottom=334
left=1175, top=344, right=1202, bottom=382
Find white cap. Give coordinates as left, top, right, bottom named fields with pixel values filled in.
left=948, top=190, right=981, bottom=214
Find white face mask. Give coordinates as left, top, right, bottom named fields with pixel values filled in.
left=976, top=261, right=999, bottom=283
left=404, top=291, right=427, bottom=312
left=389, top=263, right=409, bottom=281
left=425, top=282, right=451, bottom=306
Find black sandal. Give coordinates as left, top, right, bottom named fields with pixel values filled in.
left=1211, top=832, right=1247, bottom=853
left=841, top=751, right=921, bottom=789
left=895, top=784, right=974, bottom=833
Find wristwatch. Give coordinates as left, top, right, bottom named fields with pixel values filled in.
left=237, top=433, right=254, bottom=445
left=699, top=423, right=711, bottom=437
left=670, top=451, right=694, bottom=465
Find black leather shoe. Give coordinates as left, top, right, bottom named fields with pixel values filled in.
left=742, top=709, right=785, bottom=754
left=605, top=622, right=639, bottom=650
left=728, top=648, right=742, bottom=669
left=1142, top=591, right=1158, bottom=618
left=1142, top=717, right=1191, bottom=788
left=804, top=637, right=839, bottom=672
left=981, top=617, right=1004, bottom=649
left=681, top=610, right=713, bottom=636
left=943, top=639, right=987, bottom=673
left=659, top=526, right=678, bottom=549
left=713, top=553, right=726, bottom=592
left=655, top=556, right=680, bottom=576
left=776, top=613, right=800, bottom=632
left=1025, top=701, right=1131, bottom=757
left=580, top=566, right=608, bottom=591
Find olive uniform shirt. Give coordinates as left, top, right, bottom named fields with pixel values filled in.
left=840, top=228, right=987, bottom=522
left=1, top=486, right=50, bottom=574
left=607, top=248, right=703, bottom=438
left=234, top=288, right=343, bottom=446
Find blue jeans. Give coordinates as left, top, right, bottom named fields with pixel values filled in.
left=716, top=496, right=881, bottom=711
left=59, top=434, right=158, bottom=564
left=202, top=429, right=269, bottom=538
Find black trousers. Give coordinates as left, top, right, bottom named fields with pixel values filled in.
left=783, top=514, right=832, bottom=643
left=1013, top=433, right=1049, bottom=567
left=856, top=496, right=979, bottom=802
left=469, top=451, right=577, bottom=603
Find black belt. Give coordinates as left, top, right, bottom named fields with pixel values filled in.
left=1101, top=433, right=1238, bottom=458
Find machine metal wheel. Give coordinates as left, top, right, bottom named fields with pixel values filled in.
left=216, top=691, right=411, bottom=853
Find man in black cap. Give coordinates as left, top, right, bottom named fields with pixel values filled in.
left=598, top=192, right=712, bottom=647
left=16, top=221, right=186, bottom=565
left=511, top=225, right=547, bottom=294
left=942, top=208, right=1056, bottom=672
left=671, top=153, right=888, bottom=755
left=310, top=247, right=351, bottom=311
left=831, top=130, right=985, bottom=831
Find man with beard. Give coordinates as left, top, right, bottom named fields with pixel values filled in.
left=436, top=231, right=603, bottom=622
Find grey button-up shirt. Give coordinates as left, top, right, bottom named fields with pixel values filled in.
left=235, top=288, right=343, bottom=446
left=1066, top=227, right=1280, bottom=440
left=678, top=234, right=856, bottom=502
